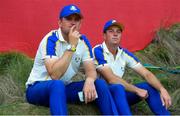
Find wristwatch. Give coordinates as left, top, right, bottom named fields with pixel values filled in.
left=66, top=44, right=76, bottom=52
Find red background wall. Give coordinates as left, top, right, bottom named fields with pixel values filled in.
left=0, top=0, right=180, bottom=58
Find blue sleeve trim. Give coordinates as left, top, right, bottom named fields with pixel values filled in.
left=94, top=45, right=107, bottom=65
left=80, top=35, right=93, bottom=58
left=46, top=32, right=59, bottom=57
left=122, top=48, right=140, bottom=62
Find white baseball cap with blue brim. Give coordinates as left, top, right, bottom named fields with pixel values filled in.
left=59, top=4, right=83, bottom=19
left=103, top=19, right=124, bottom=33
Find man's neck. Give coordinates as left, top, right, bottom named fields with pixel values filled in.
left=109, top=47, right=118, bottom=56
left=106, top=43, right=118, bottom=56
left=61, top=31, right=69, bottom=43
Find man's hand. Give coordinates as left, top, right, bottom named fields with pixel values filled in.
left=160, top=87, right=172, bottom=109
left=68, top=25, right=81, bottom=47
left=83, top=77, right=97, bottom=104
left=135, top=87, right=149, bottom=99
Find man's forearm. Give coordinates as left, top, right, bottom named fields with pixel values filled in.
left=85, top=69, right=97, bottom=81
left=109, top=75, right=140, bottom=93
left=84, top=61, right=97, bottom=81
left=143, top=72, right=164, bottom=91
left=50, top=51, right=74, bottom=79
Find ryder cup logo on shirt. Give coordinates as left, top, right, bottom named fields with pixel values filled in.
left=121, top=67, right=125, bottom=72
left=70, top=6, right=77, bottom=11
left=72, top=53, right=81, bottom=64
left=75, top=57, right=81, bottom=63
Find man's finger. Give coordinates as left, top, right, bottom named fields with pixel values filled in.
left=165, top=99, right=168, bottom=109
left=160, top=95, right=165, bottom=106
left=84, top=92, right=88, bottom=104
left=70, top=25, right=76, bottom=34
left=91, top=92, right=94, bottom=101
left=169, top=98, right=172, bottom=107
left=145, top=93, right=149, bottom=99
left=73, top=31, right=79, bottom=36
left=85, top=91, right=92, bottom=103
left=166, top=98, right=172, bottom=109
left=77, top=33, right=81, bottom=38
left=92, top=91, right=96, bottom=100
left=86, top=92, right=90, bottom=102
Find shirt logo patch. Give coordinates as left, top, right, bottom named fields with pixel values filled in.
left=121, top=67, right=125, bottom=72
left=75, top=57, right=81, bottom=63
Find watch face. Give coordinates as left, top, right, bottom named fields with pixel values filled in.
left=66, top=45, right=71, bottom=50
left=66, top=44, right=76, bottom=52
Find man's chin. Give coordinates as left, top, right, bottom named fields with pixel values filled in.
left=111, top=43, right=119, bottom=47
left=112, top=42, right=120, bottom=45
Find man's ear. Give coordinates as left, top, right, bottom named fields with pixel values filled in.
left=58, top=19, right=62, bottom=27
left=103, top=33, right=106, bottom=40
left=77, top=21, right=82, bottom=31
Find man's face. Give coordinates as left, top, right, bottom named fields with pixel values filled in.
left=59, top=14, right=82, bottom=34
left=103, top=26, right=122, bottom=46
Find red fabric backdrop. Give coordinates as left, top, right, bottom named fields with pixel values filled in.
left=0, top=0, right=180, bottom=58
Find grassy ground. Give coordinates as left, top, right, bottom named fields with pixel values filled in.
left=0, top=23, right=180, bottom=115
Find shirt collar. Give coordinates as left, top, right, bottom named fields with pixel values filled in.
left=57, top=28, right=66, bottom=42
left=102, top=42, right=110, bottom=54
left=102, top=42, right=122, bottom=54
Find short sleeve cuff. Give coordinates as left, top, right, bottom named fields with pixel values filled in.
left=83, top=58, right=93, bottom=62
left=131, top=62, right=142, bottom=69
left=96, top=63, right=109, bottom=69
left=42, top=55, right=58, bottom=60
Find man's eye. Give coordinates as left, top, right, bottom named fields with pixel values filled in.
left=65, top=17, right=72, bottom=21
left=108, top=30, right=113, bottom=33
left=117, top=30, right=121, bottom=33
left=75, top=18, right=80, bottom=21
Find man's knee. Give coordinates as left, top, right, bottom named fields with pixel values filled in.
left=109, top=84, right=125, bottom=92
left=138, top=82, right=158, bottom=94
left=94, top=79, right=110, bottom=93
left=95, top=79, right=107, bottom=88
left=109, top=84, right=126, bottom=97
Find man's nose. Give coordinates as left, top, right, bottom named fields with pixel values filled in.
left=70, top=19, right=77, bottom=25
left=113, top=32, right=118, bottom=36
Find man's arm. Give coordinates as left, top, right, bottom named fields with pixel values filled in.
left=98, top=65, right=148, bottom=99
left=44, top=51, right=74, bottom=80
left=133, top=66, right=172, bottom=109
left=82, top=60, right=97, bottom=104
left=45, top=26, right=80, bottom=80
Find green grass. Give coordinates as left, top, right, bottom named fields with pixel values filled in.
left=0, top=103, right=49, bottom=115
left=0, top=52, right=100, bottom=115
left=0, top=52, right=33, bottom=91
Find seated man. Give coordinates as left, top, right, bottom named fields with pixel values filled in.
left=25, top=5, right=119, bottom=115
left=93, top=19, right=171, bottom=115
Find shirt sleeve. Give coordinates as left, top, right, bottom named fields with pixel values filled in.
left=81, top=35, right=94, bottom=61
left=122, top=48, right=142, bottom=69
left=93, top=45, right=108, bottom=69
left=41, top=31, right=59, bottom=60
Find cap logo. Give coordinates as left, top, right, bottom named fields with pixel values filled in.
left=112, top=20, right=117, bottom=23
left=70, top=6, right=77, bottom=11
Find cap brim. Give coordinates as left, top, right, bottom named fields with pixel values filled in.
left=110, top=23, right=124, bottom=31
left=74, top=13, right=83, bottom=18
left=63, top=12, right=83, bottom=19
